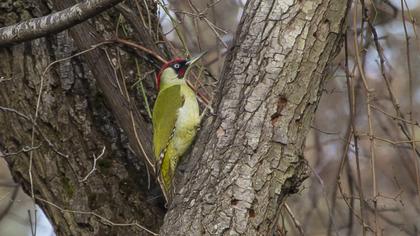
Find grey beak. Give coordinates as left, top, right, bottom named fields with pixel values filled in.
left=186, top=51, right=207, bottom=65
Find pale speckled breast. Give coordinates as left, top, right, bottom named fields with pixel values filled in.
left=172, top=84, right=200, bottom=155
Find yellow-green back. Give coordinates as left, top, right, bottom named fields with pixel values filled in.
left=152, top=84, right=183, bottom=160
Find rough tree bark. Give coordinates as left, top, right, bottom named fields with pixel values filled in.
left=162, top=0, right=350, bottom=235
left=0, top=0, right=165, bottom=235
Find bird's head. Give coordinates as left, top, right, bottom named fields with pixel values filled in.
left=156, top=52, right=206, bottom=90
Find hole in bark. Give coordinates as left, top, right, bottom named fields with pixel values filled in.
left=77, top=222, right=94, bottom=231
left=248, top=208, right=256, bottom=218
left=271, top=96, right=287, bottom=125
left=271, top=115, right=280, bottom=126
left=231, top=199, right=239, bottom=205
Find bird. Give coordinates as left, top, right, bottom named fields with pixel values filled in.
left=152, top=53, right=205, bottom=199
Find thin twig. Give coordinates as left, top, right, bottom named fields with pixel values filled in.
left=371, top=105, right=420, bottom=127
left=351, top=6, right=369, bottom=232
left=0, top=76, right=12, bottom=83
left=36, top=197, right=158, bottom=235
left=400, top=0, right=420, bottom=198
left=284, top=203, right=305, bottom=236
left=79, top=146, right=106, bottom=182
left=112, top=38, right=167, bottom=64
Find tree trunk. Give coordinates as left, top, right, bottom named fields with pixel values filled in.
left=0, top=0, right=165, bottom=235
left=0, top=0, right=351, bottom=235
left=161, top=0, right=350, bottom=235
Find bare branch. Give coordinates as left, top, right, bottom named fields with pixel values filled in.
left=0, top=0, right=123, bottom=45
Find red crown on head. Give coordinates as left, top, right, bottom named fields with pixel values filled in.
left=156, top=58, right=187, bottom=90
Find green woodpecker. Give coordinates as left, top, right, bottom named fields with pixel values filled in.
left=152, top=54, right=204, bottom=196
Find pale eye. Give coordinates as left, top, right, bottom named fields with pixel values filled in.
left=174, top=64, right=180, bottom=69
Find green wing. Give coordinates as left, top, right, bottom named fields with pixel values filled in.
left=152, top=85, right=183, bottom=160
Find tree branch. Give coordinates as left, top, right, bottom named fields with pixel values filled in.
left=0, top=0, right=123, bottom=45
